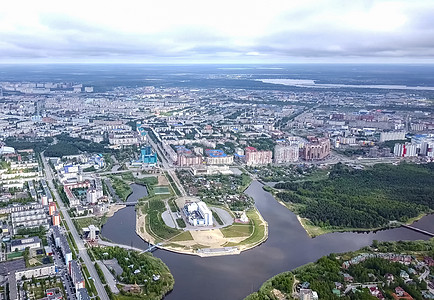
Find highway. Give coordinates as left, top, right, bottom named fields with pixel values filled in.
left=41, top=153, right=110, bottom=300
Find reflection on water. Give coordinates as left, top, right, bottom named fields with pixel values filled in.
left=102, top=180, right=433, bottom=300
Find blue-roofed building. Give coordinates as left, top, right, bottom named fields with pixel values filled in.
left=141, top=146, right=157, bottom=165
left=205, top=149, right=234, bottom=165
left=205, top=149, right=227, bottom=157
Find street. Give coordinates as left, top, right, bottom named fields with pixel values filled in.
left=41, top=152, right=109, bottom=300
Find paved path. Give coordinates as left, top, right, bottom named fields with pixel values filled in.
left=161, top=211, right=176, bottom=228
left=97, top=260, right=120, bottom=294
left=212, top=207, right=234, bottom=227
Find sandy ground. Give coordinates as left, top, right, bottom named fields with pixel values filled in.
left=106, top=204, right=126, bottom=218
left=158, top=175, right=169, bottom=185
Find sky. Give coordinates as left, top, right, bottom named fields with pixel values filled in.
left=0, top=0, right=434, bottom=63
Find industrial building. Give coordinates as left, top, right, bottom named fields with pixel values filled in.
left=183, top=201, right=213, bottom=226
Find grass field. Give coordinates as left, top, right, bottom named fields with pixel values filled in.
left=223, top=209, right=267, bottom=247
left=169, top=231, right=193, bottom=242
left=220, top=223, right=252, bottom=238
left=7, top=251, right=23, bottom=259
left=73, top=216, right=105, bottom=232
left=154, top=186, right=171, bottom=195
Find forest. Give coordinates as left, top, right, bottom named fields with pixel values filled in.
left=275, top=163, right=434, bottom=229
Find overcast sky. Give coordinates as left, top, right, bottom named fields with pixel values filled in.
left=1, top=0, right=434, bottom=63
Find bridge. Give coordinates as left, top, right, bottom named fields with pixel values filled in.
left=401, top=224, right=434, bottom=237
left=98, top=240, right=163, bottom=253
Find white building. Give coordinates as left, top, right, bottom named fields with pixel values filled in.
left=183, top=201, right=213, bottom=226
left=86, top=188, right=103, bottom=204
left=393, top=143, right=418, bottom=157
left=380, top=131, right=406, bottom=142
left=14, top=264, right=56, bottom=281
left=11, top=237, right=41, bottom=252
left=274, top=144, right=299, bottom=163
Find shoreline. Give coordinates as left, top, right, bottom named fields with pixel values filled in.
left=106, top=203, right=126, bottom=218
left=135, top=205, right=268, bottom=257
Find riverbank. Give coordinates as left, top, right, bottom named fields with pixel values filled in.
left=135, top=203, right=268, bottom=257
left=106, top=204, right=126, bottom=218
left=272, top=191, right=430, bottom=238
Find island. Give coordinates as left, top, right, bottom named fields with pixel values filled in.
left=266, top=162, right=434, bottom=237
left=135, top=171, right=268, bottom=257
left=245, top=239, right=434, bottom=300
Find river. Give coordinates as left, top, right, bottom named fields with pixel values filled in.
left=101, top=180, right=434, bottom=300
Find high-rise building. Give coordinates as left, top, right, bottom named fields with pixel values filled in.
left=302, top=137, right=330, bottom=161
left=141, top=146, right=158, bottom=165
left=393, top=143, right=418, bottom=157
left=205, top=149, right=234, bottom=165
left=274, top=144, right=299, bottom=163
left=245, top=147, right=272, bottom=166
left=380, top=131, right=406, bottom=142
left=52, top=212, right=61, bottom=226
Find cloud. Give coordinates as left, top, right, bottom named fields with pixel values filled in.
left=0, top=0, right=433, bottom=62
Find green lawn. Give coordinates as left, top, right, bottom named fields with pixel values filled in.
left=221, top=224, right=252, bottom=238
left=73, top=216, right=105, bottom=232
left=7, top=251, right=24, bottom=259
left=169, top=231, right=193, bottom=242
left=224, top=209, right=267, bottom=247
left=154, top=186, right=170, bottom=195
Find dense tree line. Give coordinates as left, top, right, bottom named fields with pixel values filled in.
left=245, top=272, right=294, bottom=300
left=275, top=163, right=434, bottom=229
left=5, top=137, right=51, bottom=153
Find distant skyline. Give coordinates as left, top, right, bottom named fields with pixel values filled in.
left=1, top=0, right=434, bottom=64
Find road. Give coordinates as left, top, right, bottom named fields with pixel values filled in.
left=146, top=131, right=186, bottom=196
left=97, top=260, right=120, bottom=294
left=41, top=152, right=110, bottom=300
